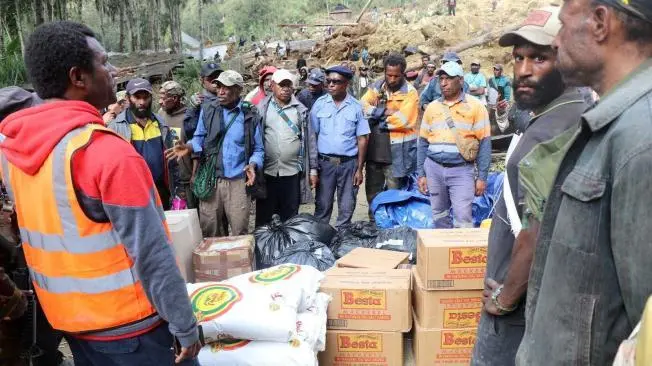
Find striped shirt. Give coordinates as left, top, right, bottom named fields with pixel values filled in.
left=417, top=93, right=491, bottom=180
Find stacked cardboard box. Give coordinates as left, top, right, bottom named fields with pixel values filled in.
left=319, top=267, right=412, bottom=366
left=412, top=228, right=488, bottom=366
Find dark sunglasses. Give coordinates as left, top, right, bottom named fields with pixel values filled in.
left=326, top=78, right=346, bottom=85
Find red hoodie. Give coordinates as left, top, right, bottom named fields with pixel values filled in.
left=251, top=66, right=277, bottom=106
left=0, top=101, right=199, bottom=344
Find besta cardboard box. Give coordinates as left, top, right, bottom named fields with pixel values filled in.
left=412, top=268, right=483, bottom=329
left=319, top=330, right=403, bottom=366
left=320, top=268, right=412, bottom=332
left=337, top=247, right=410, bottom=269
left=413, top=314, right=477, bottom=366
left=416, top=228, right=488, bottom=290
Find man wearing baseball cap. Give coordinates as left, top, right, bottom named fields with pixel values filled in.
left=464, top=60, right=488, bottom=104
left=184, top=63, right=223, bottom=144
left=244, top=65, right=277, bottom=106
left=255, top=69, right=318, bottom=226
left=488, top=63, right=512, bottom=108
left=108, top=78, right=180, bottom=210
left=297, top=68, right=326, bottom=110
left=471, top=6, right=589, bottom=366
left=515, top=0, right=652, bottom=364
left=419, top=51, right=470, bottom=110
left=416, top=60, right=491, bottom=229
left=166, top=70, right=264, bottom=237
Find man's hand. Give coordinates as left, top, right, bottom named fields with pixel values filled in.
left=165, top=142, right=191, bottom=162
left=353, top=169, right=364, bottom=187
left=482, top=278, right=512, bottom=316
left=244, top=164, right=256, bottom=186
left=310, top=175, right=319, bottom=189
left=175, top=340, right=202, bottom=364
left=418, top=176, right=428, bottom=195
left=497, top=99, right=509, bottom=113
left=475, top=179, right=487, bottom=196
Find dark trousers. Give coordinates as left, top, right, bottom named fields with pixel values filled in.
left=471, top=311, right=525, bottom=366
left=315, top=157, right=358, bottom=228
left=449, top=5, right=456, bottom=15
left=365, top=161, right=407, bottom=220
left=255, top=174, right=301, bottom=226
left=65, top=323, right=199, bottom=366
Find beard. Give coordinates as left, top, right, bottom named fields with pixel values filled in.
left=130, top=103, right=151, bottom=119
left=514, top=69, right=565, bottom=110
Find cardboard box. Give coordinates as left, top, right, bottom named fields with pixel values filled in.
left=193, top=235, right=255, bottom=282
left=413, top=314, right=476, bottom=366
left=165, top=209, right=203, bottom=282
left=319, top=330, right=403, bottom=366
left=412, top=268, right=483, bottom=329
left=320, top=268, right=412, bottom=332
left=416, top=229, right=488, bottom=290
left=337, top=247, right=410, bottom=269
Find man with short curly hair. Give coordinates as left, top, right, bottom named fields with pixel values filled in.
left=0, top=21, right=200, bottom=364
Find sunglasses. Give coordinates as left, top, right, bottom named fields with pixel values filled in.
left=326, top=78, right=346, bottom=85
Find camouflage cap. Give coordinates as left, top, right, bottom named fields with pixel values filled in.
left=160, top=81, right=185, bottom=97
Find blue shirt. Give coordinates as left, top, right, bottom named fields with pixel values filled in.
left=463, top=72, right=487, bottom=89
left=310, top=94, right=370, bottom=157
left=190, top=101, right=265, bottom=179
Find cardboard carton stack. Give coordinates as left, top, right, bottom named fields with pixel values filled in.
left=412, top=228, right=489, bottom=366
left=319, top=251, right=412, bottom=366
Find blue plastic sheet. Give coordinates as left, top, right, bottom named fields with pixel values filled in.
left=371, top=172, right=504, bottom=229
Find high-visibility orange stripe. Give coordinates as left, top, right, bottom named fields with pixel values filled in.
left=35, top=280, right=155, bottom=333
left=10, top=160, right=62, bottom=235
left=23, top=243, right=134, bottom=278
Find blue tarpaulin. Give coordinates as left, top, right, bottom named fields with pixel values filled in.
left=371, top=172, right=504, bottom=229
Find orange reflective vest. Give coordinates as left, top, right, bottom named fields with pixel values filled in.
left=0, top=124, right=156, bottom=333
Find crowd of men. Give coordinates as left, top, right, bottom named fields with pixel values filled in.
left=1, top=0, right=652, bottom=364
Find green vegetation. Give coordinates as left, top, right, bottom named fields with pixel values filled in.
left=0, top=38, right=27, bottom=87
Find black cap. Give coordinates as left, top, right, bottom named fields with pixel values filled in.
left=325, top=65, right=354, bottom=80
left=200, top=63, right=223, bottom=78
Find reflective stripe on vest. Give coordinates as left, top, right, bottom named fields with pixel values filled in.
left=0, top=124, right=156, bottom=332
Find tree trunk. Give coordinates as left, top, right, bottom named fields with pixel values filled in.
left=134, top=2, right=143, bottom=50
left=198, top=0, right=203, bottom=60
left=126, top=2, right=138, bottom=51
left=118, top=3, right=125, bottom=52
left=76, top=0, right=83, bottom=21
left=97, top=2, right=106, bottom=45
left=14, top=0, right=25, bottom=54
left=32, top=0, right=45, bottom=26
left=153, top=0, right=161, bottom=51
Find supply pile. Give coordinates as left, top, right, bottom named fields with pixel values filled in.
left=187, top=264, right=331, bottom=365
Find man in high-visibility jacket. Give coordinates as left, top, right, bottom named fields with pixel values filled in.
left=360, top=53, right=419, bottom=220
left=0, top=21, right=201, bottom=364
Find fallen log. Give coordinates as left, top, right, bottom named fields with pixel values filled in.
left=405, top=23, right=521, bottom=72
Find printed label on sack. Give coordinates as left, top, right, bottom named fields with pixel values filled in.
left=209, top=338, right=251, bottom=352
left=441, top=330, right=477, bottom=349
left=337, top=334, right=383, bottom=352
left=249, top=264, right=301, bottom=284
left=341, top=290, right=387, bottom=310
left=190, top=284, right=242, bottom=322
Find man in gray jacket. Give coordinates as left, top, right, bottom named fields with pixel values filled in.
left=516, top=0, right=652, bottom=364
left=256, top=69, right=318, bottom=226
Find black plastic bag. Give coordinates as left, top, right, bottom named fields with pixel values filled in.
left=283, top=213, right=337, bottom=245
left=271, top=241, right=336, bottom=271
left=330, top=222, right=417, bottom=263
left=254, top=214, right=336, bottom=269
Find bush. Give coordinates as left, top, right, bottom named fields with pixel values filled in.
left=0, top=38, right=27, bottom=88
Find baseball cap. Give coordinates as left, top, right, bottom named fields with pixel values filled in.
left=494, top=64, right=504, bottom=71
left=471, top=60, right=481, bottom=66
left=426, top=62, right=436, bottom=67
left=200, top=62, right=223, bottom=78
left=215, top=70, right=244, bottom=87
left=306, top=68, right=326, bottom=85
left=441, top=51, right=462, bottom=64
left=258, top=66, right=278, bottom=78
left=436, top=61, right=464, bottom=78
left=325, top=65, right=354, bottom=80
left=160, top=81, right=185, bottom=97
left=115, top=90, right=127, bottom=102
left=126, top=78, right=152, bottom=95
left=271, top=69, right=296, bottom=87
left=498, top=6, right=562, bottom=47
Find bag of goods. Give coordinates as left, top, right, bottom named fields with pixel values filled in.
left=271, top=241, right=336, bottom=271
left=295, top=292, right=330, bottom=352
left=254, top=214, right=336, bottom=269
left=193, top=235, right=255, bottom=282
left=197, top=338, right=317, bottom=366
left=331, top=222, right=417, bottom=263
left=227, top=264, right=324, bottom=312
left=188, top=281, right=296, bottom=343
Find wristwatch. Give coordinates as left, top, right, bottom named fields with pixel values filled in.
left=491, top=284, right=517, bottom=315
